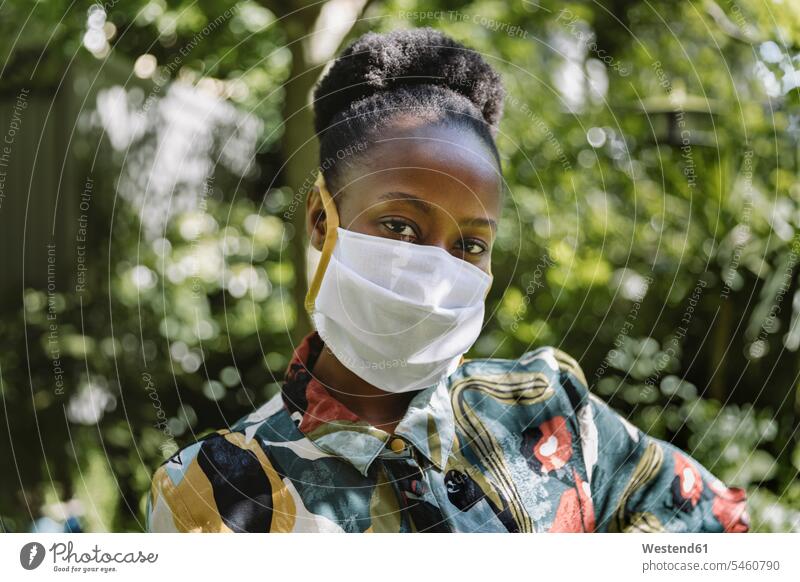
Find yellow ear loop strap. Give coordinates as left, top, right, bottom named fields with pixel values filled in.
left=304, top=172, right=339, bottom=314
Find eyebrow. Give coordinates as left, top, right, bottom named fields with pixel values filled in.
left=461, top=216, right=497, bottom=232
left=377, top=191, right=497, bottom=231
left=377, top=191, right=434, bottom=214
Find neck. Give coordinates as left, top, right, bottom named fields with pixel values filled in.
left=311, top=344, right=418, bottom=434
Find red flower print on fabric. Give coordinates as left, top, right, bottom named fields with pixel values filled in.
left=548, top=468, right=596, bottom=532
left=521, top=416, right=573, bottom=474
left=671, top=451, right=703, bottom=512
left=709, top=478, right=750, bottom=532
left=534, top=416, right=573, bottom=473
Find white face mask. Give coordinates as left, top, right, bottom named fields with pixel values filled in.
left=305, top=172, right=493, bottom=393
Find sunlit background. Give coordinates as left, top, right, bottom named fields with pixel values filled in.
left=0, top=0, right=799, bottom=532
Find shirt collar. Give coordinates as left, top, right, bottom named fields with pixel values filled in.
left=279, top=331, right=455, bottom=477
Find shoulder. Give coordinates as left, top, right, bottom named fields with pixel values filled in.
left=147, top=429, right=227, bottom=532
left=451, top=345, right=591, bottom=411
left=147, top=392, right=295, bottom=532
left=458, top=345, right=589, bottom=383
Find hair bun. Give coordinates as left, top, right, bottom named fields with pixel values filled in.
left=313, top=27, right=505, bottom=136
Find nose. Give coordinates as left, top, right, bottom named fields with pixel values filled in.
left=421, top=237, right=450, bottom=252
left=418, top=218, right=453, bottom=252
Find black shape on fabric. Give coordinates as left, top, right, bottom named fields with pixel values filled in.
left=196, top=435, right=274, bottom=532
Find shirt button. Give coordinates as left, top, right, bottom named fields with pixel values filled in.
left=389, top=437, right=406, bottom=453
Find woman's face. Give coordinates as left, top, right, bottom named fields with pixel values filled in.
left=307, top=121, right=503, bottom=274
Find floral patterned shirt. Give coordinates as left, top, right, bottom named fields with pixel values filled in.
left=146, top=331, right=749, bottom=533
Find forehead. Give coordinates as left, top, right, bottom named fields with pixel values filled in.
left=340, top=122, right=502, bottom=216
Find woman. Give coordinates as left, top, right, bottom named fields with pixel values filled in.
left=147, top=27, right=749, bottom=533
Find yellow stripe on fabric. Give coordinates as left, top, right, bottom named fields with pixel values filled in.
left=448, top=375, right=553, bottom=532
left=427, top=413, right=443, bottom=470
left=158, top=455, right=231, bottom=533
left=368, top=465, right=403, bottom=533
left=553, top=349, right=589, bottom=389
left=450, top=379, right=534, bottom=532
left=610, top=440, right=664, bottom=532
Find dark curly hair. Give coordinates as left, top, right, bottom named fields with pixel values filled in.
left=312, top=27, right=505, bottom=193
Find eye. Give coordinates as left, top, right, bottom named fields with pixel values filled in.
left=457, top=238, right=488, bottom=256
left=380, top=218, right=418, bottom=242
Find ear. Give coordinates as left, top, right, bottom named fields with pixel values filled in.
left=305, top=184, right=327, bottom=251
